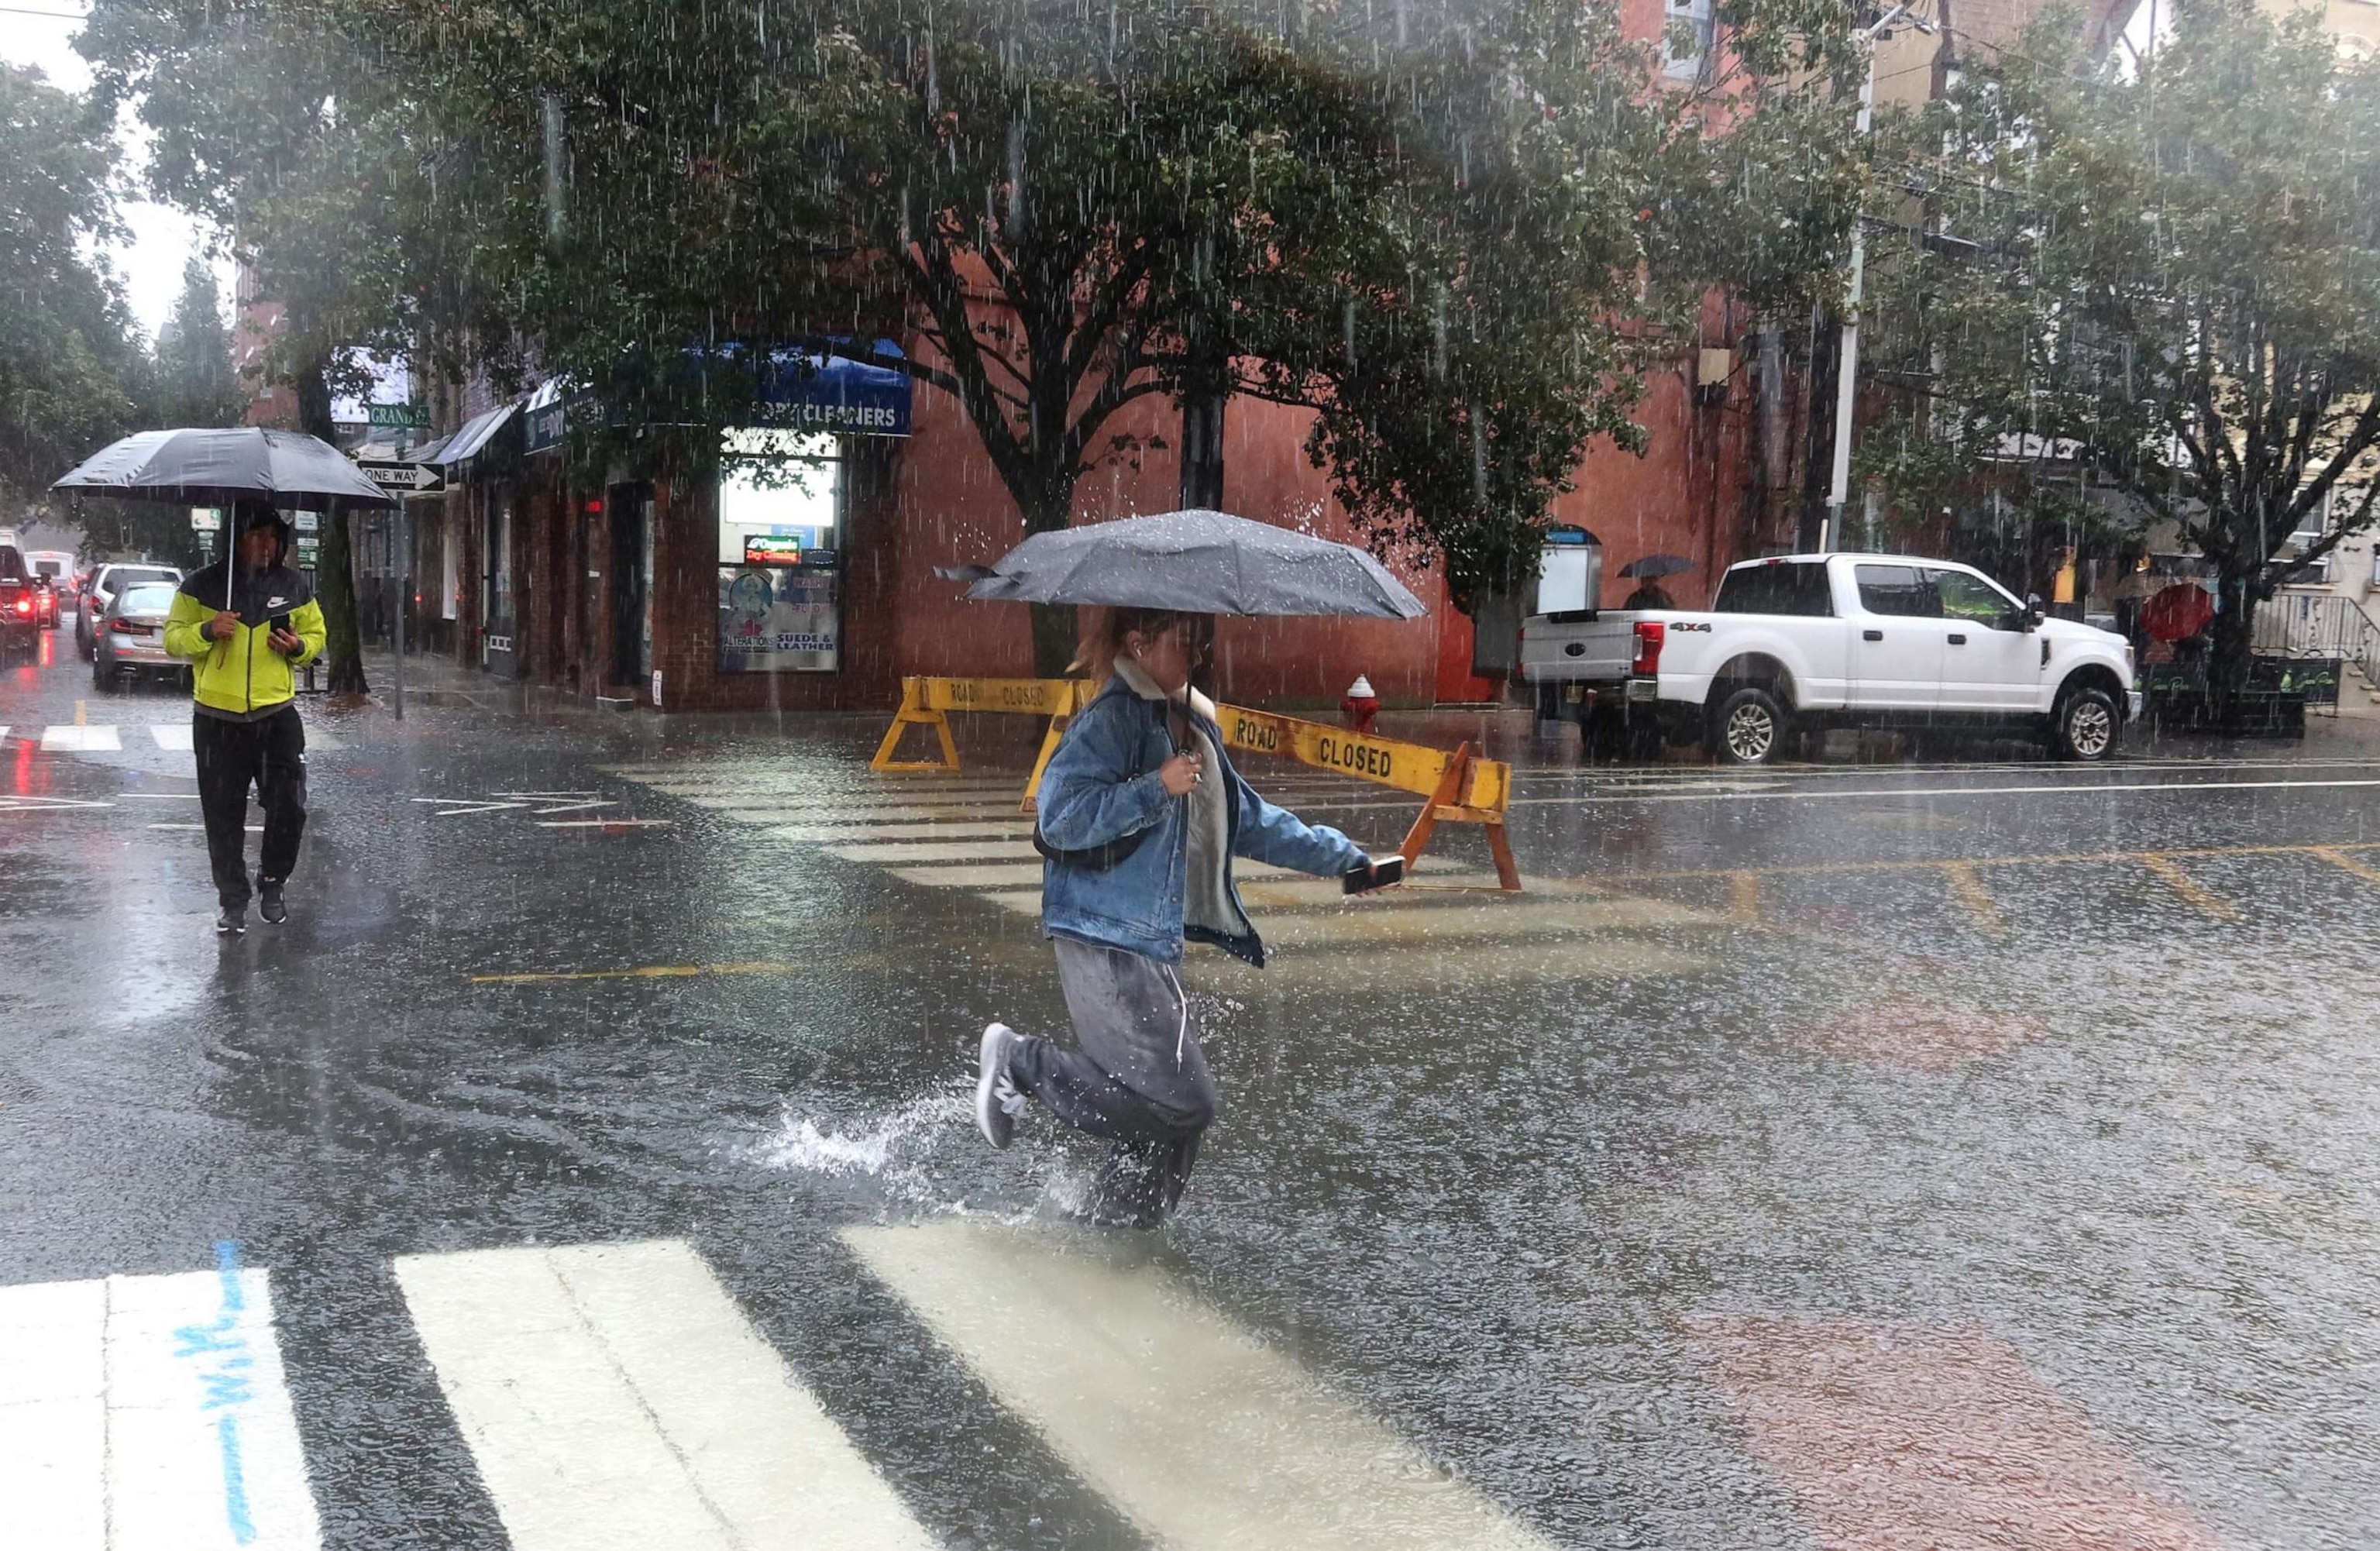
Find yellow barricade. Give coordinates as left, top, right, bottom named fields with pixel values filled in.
left=1213, top=707, right=1519, bottom=891
left=870, top=677, right=1093, bottom=803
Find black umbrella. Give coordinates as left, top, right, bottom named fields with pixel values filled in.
left=53, top=426, right=395, bottom=610
left=1618, top=553, right=1694, bottom=579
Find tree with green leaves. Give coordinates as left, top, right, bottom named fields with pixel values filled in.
left=153, top=255, right=243, bottom=430
left=1860, top=0, right=2380, bottom=690
left=80, top=0, right=522, bottom=692
left=0, top=62, right=146, bottom=521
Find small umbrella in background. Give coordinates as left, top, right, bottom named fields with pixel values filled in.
left=2141, top=583, right=2216, bottom=642
left=53, top=427, right=396, bottom=609
left=947, top=507, right=1426, bottom=618
left=1617, top=553, right=1694, bottom=580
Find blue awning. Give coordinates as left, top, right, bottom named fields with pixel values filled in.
left=685, top=340, right=913, bottom=437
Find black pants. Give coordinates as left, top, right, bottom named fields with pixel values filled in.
left=193, top=707, right=308, bottom=908
left=1008, top=940, right=1217, bottom=1227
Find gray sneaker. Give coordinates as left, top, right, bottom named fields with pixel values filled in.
left=975, top=1023, right=1026, bottom=1148
left=216, top=904, right=246, bottom=936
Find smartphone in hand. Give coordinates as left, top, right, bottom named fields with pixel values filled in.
left=1343, top=855, right=1407, bottom=894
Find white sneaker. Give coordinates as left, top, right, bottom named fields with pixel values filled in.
left=976, top=1023, right=1027, bottom=1149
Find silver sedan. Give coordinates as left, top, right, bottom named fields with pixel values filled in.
left=91, top=581, right=191, bottom=690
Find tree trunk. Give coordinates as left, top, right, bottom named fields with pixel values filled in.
left=2206, top=570, right=2258, bottom=699
left=295, top=355, right=369, bottom=695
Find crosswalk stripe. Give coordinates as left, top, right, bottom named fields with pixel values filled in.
left=1, top=1249, right=323, bottom=1550
left=42, top=725, right=121, bottom=751
left=150, top=724, right=193, bottom=750
left=889, top=863, right=1045, bottom=889
left=844, top=1218, right=1553, bottom=1551
left=394, top=1239, right=931, bottom=1551
left=769, top=820, right=1035, bottom=843
left=827, top=839, right=1044, bottom=864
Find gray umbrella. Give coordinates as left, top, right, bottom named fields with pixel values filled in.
left=51, top=427, right=396, bottom=511
left=1618, top=553, right=1694, bottom=579
left=953, top=508, right=1427, bottom=619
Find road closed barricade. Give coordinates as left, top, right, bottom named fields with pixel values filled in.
left=1212, top=706, right=1518, bottom=891
left=870, top=676, right=1093, bottom=801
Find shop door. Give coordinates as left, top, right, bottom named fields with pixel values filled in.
left=608, top=485, right=649, bottom=690
left=483, top=486, right=521, bottom=678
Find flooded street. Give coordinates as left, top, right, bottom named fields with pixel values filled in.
left=5, top=648, right=2378, bottom=1549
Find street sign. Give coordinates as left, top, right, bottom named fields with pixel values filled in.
left=366, top=403, right=431, bottom=428
left=293, top=511, right=319, bottom=532
left=190, top=508, right=222, bottom=532
left=356, top=460, right=446, bottom=494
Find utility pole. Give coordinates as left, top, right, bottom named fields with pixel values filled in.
left=1825, top=2, right=1936, bottom=552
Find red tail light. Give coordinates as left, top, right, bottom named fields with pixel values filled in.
left=11, top=599, right=28, bottom=616
left=1632, top=621, right=1665, bottom=676
left=109, top=617, right=138, bottom=633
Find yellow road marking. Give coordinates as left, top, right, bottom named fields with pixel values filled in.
left=74, top=699, right=86, bottom=727
left=469, top=961, right=799, bottom=985
left=1728, top=871, right=1763, bottom=926
left=1938, top=861, right=2007, bottom=938
left=2136, top=855, right=2238, bottom=921
left=2309, top=846, right=2380, bottom=886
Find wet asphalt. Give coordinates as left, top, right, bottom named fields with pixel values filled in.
left=5, top=622, right=2379, bottom=1549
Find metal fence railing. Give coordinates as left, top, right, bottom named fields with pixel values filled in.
left=2253, top=592, right=2380, bottom=704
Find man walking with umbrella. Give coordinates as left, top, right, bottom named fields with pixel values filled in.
left=162, top=501, right=325, bottom=934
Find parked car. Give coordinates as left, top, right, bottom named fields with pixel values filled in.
left=77, top=562, right=184, bottom=660
left=1522, top=552, right=2144, bottom=765
left=91, top=580, right=190, bottom=690
left=25, top=551, right=75, bottom=628
left=0, top=545, right=38, bottom=657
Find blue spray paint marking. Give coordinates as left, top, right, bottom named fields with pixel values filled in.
left=170, top=1240, right=258, bottom=1546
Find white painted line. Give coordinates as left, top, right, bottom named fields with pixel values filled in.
left=827, top=840, right=1044, bottom=864
left=535, top=819, right=675, bottom=828
left=120, top=793, right=204, bottom=800
left=149, top=824, right=263, bottom=833
left=0, top=796, right=115, bottom=813
left=409, top=800, right=527, bottom=817
left=528, top=800, right=616, bottom=815
left=0, top=724, right=9, bottom=742
left=0, top=1247, right=324, bottom=1551
left=394, top=1240, right=932, bottom=1551
left=1508, top=776, right=2380, bottom=806
left=845, top=1219, right=1553, bottom=1551
left=769, top=820, right=1034, bottom=843
left=889, top=863, right=1046, bottom=889
left=42, top=725, right=122, bottom=752
left=150, top=725, right=194, bottom=751
left=729, top=806, right=1009, bottom=826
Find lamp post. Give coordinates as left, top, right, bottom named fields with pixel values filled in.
left=1825, top=3, right=1937, bottom=552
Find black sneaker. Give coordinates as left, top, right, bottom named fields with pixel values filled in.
left=216, top=904, right=246, bottom=936
left=257, top=879, right=287, bottom=927
left=975, top=1023, right=1026, bottom=1148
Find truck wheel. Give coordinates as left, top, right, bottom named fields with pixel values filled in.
left=2051, top=685, right=2120, bottom=761
left=1709, top=686, right=1788, bottom=766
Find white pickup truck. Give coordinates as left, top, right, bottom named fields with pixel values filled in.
left=1522, top=552, right=2142, bottom=765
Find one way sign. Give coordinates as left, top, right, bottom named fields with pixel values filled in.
left=356, top=459, right=446, bottom=494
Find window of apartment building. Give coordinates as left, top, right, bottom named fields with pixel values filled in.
left=717, top=428, right=842, bottom=673
left=1663, top=0, right=1714, bottom=81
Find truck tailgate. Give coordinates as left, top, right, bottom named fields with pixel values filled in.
left=1521, top=616, right=1639, bottom=681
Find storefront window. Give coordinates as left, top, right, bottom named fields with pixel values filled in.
left=717, top=429, right=841, bottom=672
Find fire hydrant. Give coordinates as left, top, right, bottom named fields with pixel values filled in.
left=1340, top=674, right=1380, bottom=734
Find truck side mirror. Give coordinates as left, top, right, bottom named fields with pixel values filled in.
left=2024, top=593, right=2045, bottom=629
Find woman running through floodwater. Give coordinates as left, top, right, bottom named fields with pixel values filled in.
left=972, top=607, right=1401, bottom=1226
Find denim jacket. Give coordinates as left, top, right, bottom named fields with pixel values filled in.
left=1038, top=664, right=1369, bottom=967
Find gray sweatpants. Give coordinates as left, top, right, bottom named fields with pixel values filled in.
left=1006, top=938, right=1219, bottom=1226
